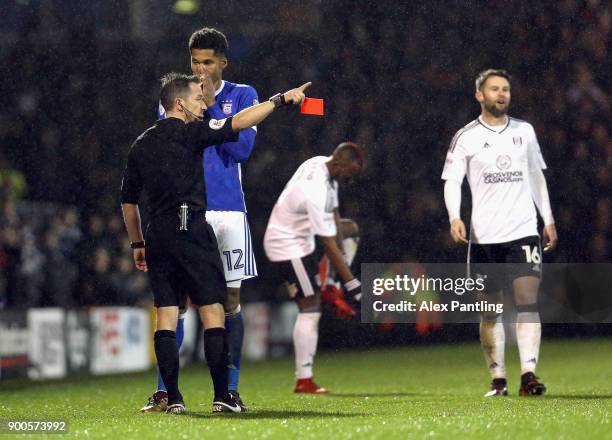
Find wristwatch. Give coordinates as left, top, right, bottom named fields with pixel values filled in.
left=130, top=241, right=145, bottom=249
left=269, top=93, right=287, bottom=108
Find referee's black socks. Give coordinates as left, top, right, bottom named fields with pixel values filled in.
left=204, top=327, right=229, bottom=401
left=154, top=330, right=183, bottom=404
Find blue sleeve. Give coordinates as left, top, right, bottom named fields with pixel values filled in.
left=206, top=102, right=226, bottom=120
left=206, top=86, right=258, bottom=163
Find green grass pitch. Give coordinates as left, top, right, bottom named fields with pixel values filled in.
left=2, top=338, right=611, bottom=439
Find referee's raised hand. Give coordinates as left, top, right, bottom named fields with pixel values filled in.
left=283, top=82, right=311, bottom=105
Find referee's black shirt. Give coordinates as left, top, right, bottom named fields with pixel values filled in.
left=120, top=117, right=238, bottom=218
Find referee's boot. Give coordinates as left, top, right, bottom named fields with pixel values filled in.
left=212, top=393, right=243, bottom=413
left=166, top=402, right=186, bottom=414
left=228, top=390, right=248, bottom=412
left=484, top=378, right=508, bottom=397
left=519, top=372, right=546, bottom=396
left=140, top=390, right=168, bottom=412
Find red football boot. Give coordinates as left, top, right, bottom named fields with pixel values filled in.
left=293, top=378, right=331, bottom=394
left=321, top=284, right=356, bottom=320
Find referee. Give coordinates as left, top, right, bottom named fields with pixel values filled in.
left=121, top=72, right=309, bottom=413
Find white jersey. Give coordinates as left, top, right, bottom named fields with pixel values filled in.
left=441, top=116, right=547, bottom=244
left=264, top=156, right=339, bottom=261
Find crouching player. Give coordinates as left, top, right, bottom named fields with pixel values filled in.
left=264, top=142, right=364, bottom=393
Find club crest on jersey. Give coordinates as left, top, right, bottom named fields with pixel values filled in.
left=221, top=102, right=233, bottom=114
left=513, top=136, right=523, bottom=146
left=496, top=155, right=512, bottom=170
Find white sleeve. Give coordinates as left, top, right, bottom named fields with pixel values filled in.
left=305, top=188, right=337, bottom=237
left=444, top=179, right=462, bottom=223
left=332, top=182, right=339, bottom=209
left=529, top=167, right=555, bottom=225
left=527, top=125, right=547, bottom=171
left=441, top=137, right=468, bottom=182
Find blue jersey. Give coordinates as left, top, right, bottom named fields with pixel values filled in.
left=158, top=80, right=258, bottom=212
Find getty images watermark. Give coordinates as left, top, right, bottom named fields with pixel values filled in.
left=361, top=263, right=612, bottom=324
left=371, top=274, right=502, bottom=314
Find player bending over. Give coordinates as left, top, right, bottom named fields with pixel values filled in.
left=264, top=142, right=364, bottom=394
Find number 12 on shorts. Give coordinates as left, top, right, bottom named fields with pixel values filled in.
left=521, top=245, right=541, bottom=264
left=222, top=249, right=244, bottom=271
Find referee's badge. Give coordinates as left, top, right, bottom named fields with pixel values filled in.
left=222, top=102, right=233, bottom=114
left=209, top=118, right=227, bottom=130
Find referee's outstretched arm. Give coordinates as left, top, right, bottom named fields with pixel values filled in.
left=230, top=82, right=311, bottom=131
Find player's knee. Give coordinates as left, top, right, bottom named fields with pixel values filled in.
left=340, top=218, right=359, bottom=238
left=297, top=293, right=321, bottom=311
left=224, top=287, right=241, bottom=313
left=156, top=306, right=179, bottom=331
left=480, top=312, right=502, bottom=323
left=198, top=303, right=225, bottom=329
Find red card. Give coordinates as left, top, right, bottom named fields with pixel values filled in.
left=301, top=98, right=324, bottom=116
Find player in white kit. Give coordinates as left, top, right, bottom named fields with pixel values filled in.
left=442, top=69, right=558, bottom=397
left=264, top=142, right=364, bottom=393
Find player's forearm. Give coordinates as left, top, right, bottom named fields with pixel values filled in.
left=529, top=169, right=554, bottom=225
left=121, top=203, right=144, bottom=243
left=320, top=236, right=354, bottom=283
left=220, top=129, right=256, bottom=162
left=231, top=101, right=275, bottom=131
left=443, top=179, right=462, bottom=223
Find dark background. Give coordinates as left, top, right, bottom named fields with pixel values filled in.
left=0, top=0, right=610, bottom=343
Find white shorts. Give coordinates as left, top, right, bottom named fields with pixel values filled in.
left=205, top=210, right=258, bottom=288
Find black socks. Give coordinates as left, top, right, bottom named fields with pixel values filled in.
left=204, top=327, right=229, bottom=401
left=154, top=330, right=182, bottom=404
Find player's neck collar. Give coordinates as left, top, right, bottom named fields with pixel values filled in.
left=215, top=80, right=226, bottom=97
left=478, top=115, right=509, bottom=133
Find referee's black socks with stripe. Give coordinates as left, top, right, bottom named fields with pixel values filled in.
left=154, top=330, right=183, bottom=404
left=204, top=327, right=230, bottom=401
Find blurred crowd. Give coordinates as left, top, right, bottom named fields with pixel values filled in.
left=1, top=0, right=610, bottom=308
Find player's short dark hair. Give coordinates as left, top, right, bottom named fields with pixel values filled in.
left=189, top=27, right=229, bottom=56
left=159, top=73, right=199, bottom=112
left=334, top=142, right=365, bottom=167
left=475, top=69, right=511, bottom=91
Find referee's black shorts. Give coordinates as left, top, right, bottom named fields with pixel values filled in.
left=145, top=211, right=226, bottom=308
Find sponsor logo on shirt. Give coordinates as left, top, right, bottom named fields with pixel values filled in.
left=481, top=156, right=522, bottom=183
left=209, top=118, right=227, bottom=130
left=483, top=170, right=523, bottom=184
left=222, top=102, right=233, bottom=114
left=513, top=136, right=523, bottom=146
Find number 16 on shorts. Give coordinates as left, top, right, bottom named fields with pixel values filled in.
left=521, top=244, right=541, bottom=264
